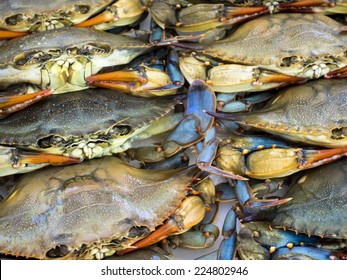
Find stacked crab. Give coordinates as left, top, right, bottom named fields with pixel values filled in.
left=0, top=0, right=346, bottom=260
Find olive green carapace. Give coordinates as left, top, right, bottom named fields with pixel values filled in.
left=273, top=158, right=347, bottom=239
left=231, top=79, right=347, bottom=147
left=0, top=26, right=150, bottom=67
left=0, top=157, right=198, bottom=259
left=0, top=0, right=112, bottom=31
left=202, top=13, right=347, bottom=69
left=0, top=88, right=175, bottom=146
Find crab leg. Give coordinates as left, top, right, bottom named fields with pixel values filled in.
left=0, top=146, right=81, bottom=177
left=0, top=30, right=29, bottom=39
left=218, top=183, right=290, bottom=260
left=129, top=79, right=216, bottom=161
left=217, top=91, right=273, bottom=113
left=197, top=126, right=249, bottom=180
left=169, top=224, right=220, bottom=249
left=0, top=89, right=53, bottom=118
left=235, top=180, right=291, bottom=211
left=117, top=196, right=206, bottom=255
left=218, top=209, right=237, bottom=260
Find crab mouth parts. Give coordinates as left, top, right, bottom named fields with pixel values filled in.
left=45, top=226, right=151, bottom=259
left=303, top=62, right=332, bottom=79
left=31, top=19, right=73, bottom=32
left=42, top=55, right=93, bottom=93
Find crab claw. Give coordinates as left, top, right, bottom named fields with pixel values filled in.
left=224, top=7, right=268, bottom=18
left=86, top=68, right=179, bottom=97
left=75, top=0, right=148, bottom=29
left=0, top=30, right=29, bottom=39
left=325, top=66, right=347, bottom=78
left=117, top=196, right=206, bottom=255
left=300, top=147, right=347, bottom=168
left=257, top=72, right=307, bottom=85
left=1, top=146, right=81, bottom=177
left=75, top=10, right=116, bottom=28
left=277, top=0, right=335, bottom=12
left=0, top=89, right=53, bottom=118
left=17, top=152, right=81, bottom=166
left=87, top=70, right=146, bottom=86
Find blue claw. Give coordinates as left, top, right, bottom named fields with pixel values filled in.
left=218, top=236, right=237, bottom=260
left=150, top=18, right=163, bottom=43
left=167, top=49, right=185, bottom=85
left=215, top=182, right=237, bottom=202
left=218, top=209, right=237, bottom=260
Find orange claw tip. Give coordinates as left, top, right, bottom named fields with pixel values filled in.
left=225, top=6, right=267, bottom=17
left=278, top=0, right=334, bottom=8
left=74, top=11, right=114, bottom=27
left=0, top=88, right=54, bottom=109
left=259, top=73, right=307, bottom=84
left=86, top=71, right=146, bottom=84
left=117, top=219, right=180, bottom=256
left=324, top=66, right=347, bottom=78
left=304, top=147, right=347, bottom=166
left=20, top=153, right=81, bottom=165
left=0, top=30, right=29, bottom=39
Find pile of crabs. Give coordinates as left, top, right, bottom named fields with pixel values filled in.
left=0, top=0, right=346, bottom=260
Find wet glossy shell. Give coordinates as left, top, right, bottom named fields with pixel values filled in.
left=0, top=88, right=175, bottom=147
left=231, top=79, right=347, bottom=147
left=273, top=158, right=347, bottom=238
left=0, top=0, right=112, bottom=31
left=0, top=26, right=150, bottom=68
left=0, top=157, right=197, bottom=259
left=202, top=13, right=347, bottom=68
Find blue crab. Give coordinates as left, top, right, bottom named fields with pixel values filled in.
left=0, top=0, right=150, bottom=39
left=150, top=0, right=344, bottom=42
left=0, top=157, right=210, bottom=259
left=178, top=13, right=347, bottom=92
left=225, top=158, right=347, bottom=260
left=0, top=27, right=183, bottom=117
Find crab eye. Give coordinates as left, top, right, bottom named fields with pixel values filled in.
left=14, top=51, right=51, bottom=67
left=128, top=226, right=150, bottom=238
left=37, top=136, right=64, bottom=148
left=46, top=245, right=71, bottom=258
left=5, top=14, right=24, bottom=25
left=280, top=56, right=299, bottom=67
left=74, top=4, right=91, bottom=14
left=108, top=125, right=131, bottom=136
left=331, top=127, right=346, bottom=139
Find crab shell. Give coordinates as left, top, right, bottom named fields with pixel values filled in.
left=0, top=156, right=199, bottom=259
left=0, top=0, right=112, bottom=32
left=200, top=13, right=347, bottom=79
left=0, top=27, right=152, bottom=92
left=228, top=79, right=347, bottom=148
left=0, top=88, right=176, bottom=159
left=273, top=158, right=347, bottom=239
